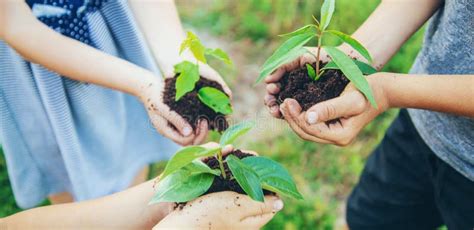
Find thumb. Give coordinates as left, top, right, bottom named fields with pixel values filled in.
left=239, top=195, right=283, bottom=227
left=306, top=91, right=366, bottom=124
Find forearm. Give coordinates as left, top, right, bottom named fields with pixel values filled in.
left=378, top=74, right=474, bottom=116
left=129, top=0, right=191, bottom=76
left=2, top=2, right=156, bottom=97
left=3, top=180, right=170, bottom=230
left=341, top=0, right=441, bottom=69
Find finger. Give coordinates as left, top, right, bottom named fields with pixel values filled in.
left=199, top=65, right=233, bottom=98
left=264, top=94, right=282, bottom=119
left=193, top=120, right=209, bottom=145
left=157, top=107, right=194, bottom=137
left=265, top=67, right=286, bottom=83
left=200, top=141, right=220, bottom=149
left=266, top=83, right=280, bottom=94
left=240, top=212, right=276, bottom=228
left=305, top=91, right=367, bottom=124
left=222, top=144, right=235, bottom=155
left=149, top=113, right=194, bottom=146
left=236, top=195, right=284, bottom=218
left=280, top=101, right=333, bottom=144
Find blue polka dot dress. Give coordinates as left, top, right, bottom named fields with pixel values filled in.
left=0, top=0, right=179, bottom=208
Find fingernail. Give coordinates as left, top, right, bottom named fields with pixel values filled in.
left=183, top=127, right=192, bottom=136
left=270, top=106, right=279, bottom=113
left=307, top=112, right=318, bottom=124
left=273, top=199, right=284, bottom=211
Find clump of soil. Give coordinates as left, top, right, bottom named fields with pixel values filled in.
left=202, top=150, right=273, bottom=196
left=277, top=61, right=349, bottom=111
left=174, top=150, right=274, bottom=210
left=163, top=76, right=229, bottom=132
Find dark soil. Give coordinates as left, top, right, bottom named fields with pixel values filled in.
left=174, top=150, right=274, bottom=210
left=277, top=61, right=349, bottom=111
left=202, top=150, right=273, bottom=196
left=163, top=76, right=229, bottom=132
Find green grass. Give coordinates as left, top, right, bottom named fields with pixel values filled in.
left=0, top=0, right=425, bottom=229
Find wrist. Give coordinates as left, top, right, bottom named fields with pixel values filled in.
left=368, top=73, right=392, bottom=112
left=132, top=72, right=162, bottom=100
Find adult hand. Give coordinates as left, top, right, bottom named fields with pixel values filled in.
left=263, top=47, right=330, bottom=118
left=279, top=73, right=390, bottom=146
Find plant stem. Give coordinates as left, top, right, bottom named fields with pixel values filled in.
left=217, top=151, right=226, bottom=179
left=315, top=30, right=323, bottom=75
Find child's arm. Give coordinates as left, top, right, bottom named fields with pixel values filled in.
left=0, top=1, right=200, bottom=145
left=279, top=73, right=474, bottom=145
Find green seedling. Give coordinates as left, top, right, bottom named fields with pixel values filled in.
left=175, top=31, right=233, bottom=115
left=149, top=121, right=303, bottom=204
left=256, top=0, right=378, bottom=108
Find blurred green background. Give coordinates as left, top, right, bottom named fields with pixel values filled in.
left=0, top=0, right=426, bottom=229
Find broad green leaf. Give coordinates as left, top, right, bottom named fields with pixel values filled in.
left=219, top=120, right=255, bottom=146
left=324, top=46, right=377, bottom=108
left=257, top=32, right=314, bottom=83
left=180, top=31, right=207, bottom=63
left=186, top=160, right=221, bottom=176
left=205, top=48, right=232, bottom=66
left=279, top=24, right=318, bottom=37
left=322, top=60, right=377, bottom=75
left=197, top=87, right=233, bottom=115
left=149, top=169, right=214, bottom=204
left=320, top=0, right=335, bottom=31
left=161, top=146, right=221, bottom=179
left=227, top=155, right=264, bottom=202
left=326, top=30, right=373, bottom=63
left=174, top=61, right=199, bottom=101
left=242, top=157, right=303, bottom=200
left=306, top=63, right=317, bottom=80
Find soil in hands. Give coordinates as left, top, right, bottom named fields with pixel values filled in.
left=276, top=61, right=349, bottom=111
left=163, top=76, right=229, bottom=132
left=174, top=150, right=274, bottom=210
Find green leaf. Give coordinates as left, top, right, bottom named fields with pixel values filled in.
left=174, top=61, right=200, bottom=101
left=205, top=48, right=232, bottom=66
left=197, top=87, right=233, bottom=115
left=320, top=0, right=335, bottom=31
left=226, top=155, right=264, bottom=202
left=322, top=60, right=377, bottom=75
left=324, top=46, right=377, bottom=108
left=279, top=24, right=318, bottom=37
left=149, top=169, right=214, bottom=204
left=161, top=146, right=221, bottom=179
left=180, top=31, right=207, bottom=63
left=257, top=32, right=314, bottom=84
left=326, top=30, right=373, bottom=63
left=219, top=120, right=255, bottom=146
left=186, top=160, right=221, bottom=176
left=242, top=156, right=303, bottom=200
left=306, top=63, right=317, bottom=80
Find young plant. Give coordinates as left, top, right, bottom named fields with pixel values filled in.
left=149, top=121, right=303, bottom=204
left=256, top=0, right=378, bottom=108
left=175, top=31, right=233, bottom=115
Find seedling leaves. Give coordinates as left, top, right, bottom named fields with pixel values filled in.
left=306, top=63, right=317, bottom=80
left=320, top=0, right=335, bottom=31
left=205, top=48, right=232, bottom=65
left=161, top=146, right=221, bottom=179
left=219, top=120, right=255, bottom=146
left=324, top=46, right=377, bottom=108
left=326, top=30, right=373, bottom=63
left=257, top=32, right=314, bottom=83
left=180, top=31, right=207, bottom=63
left=227, top=155, right=264, bottom=202
left=197, top=87, right=233, bottom=115
left=279, top=24, right=318, bottom=38
left=322, top=60, right=377, bottom=75
left=150, top=169, right=214, bottom=204
left=242, top=156, right=303, bottom=199
left=175, top=61, right=199, bottom=101
left=186, top=160, right=221, bottom=176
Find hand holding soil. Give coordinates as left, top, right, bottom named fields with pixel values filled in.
left=139, top=77, right=208, bottom=146
left=153, top=191, right=283, bottom=230
left=280, top=73, right=389, bottom=146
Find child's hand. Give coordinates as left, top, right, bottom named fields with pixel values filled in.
left=153, top=191, right=283, bottom=230
left=279, top=73, right=389, bottom=146
left=264, top=47, right=330, bottom=118
left=139, top=77, right=207, bottom=146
